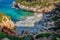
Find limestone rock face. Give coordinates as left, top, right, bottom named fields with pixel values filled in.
left=2, top=27, right=18, bottom=36
left=12, top=2, right=56, bottom=13
left=0, top=16, right=15, bottom=29
left=0, top=16, right=18, bottom=36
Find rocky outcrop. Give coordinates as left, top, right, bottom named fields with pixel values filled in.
left=0, top=16, right=18, bottom=36
left=0, top=16, right=15, bottom=29
left=12, top=2, right=56, bottom=13
left=12, top=1, right=19, bottom=8
left=2, top=27, right=18, bottom=36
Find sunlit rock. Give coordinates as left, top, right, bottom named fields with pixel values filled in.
left=0, top=16, right=15, bottom=29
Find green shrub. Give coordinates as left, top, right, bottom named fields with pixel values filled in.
left=36, top=33, right=51, bottom=39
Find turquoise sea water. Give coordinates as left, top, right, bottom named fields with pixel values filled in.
left=0, top=0, right=37, bottom=34
left=0, top=0, right=33, bottom=22
left=0, top=0, right=47, bottom=34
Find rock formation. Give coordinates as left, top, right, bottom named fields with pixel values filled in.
left=12, top=2, right=56, bottom=13
left=0, top=16, right=15, bottom=29
left=0, top=16, right=18, bottom=36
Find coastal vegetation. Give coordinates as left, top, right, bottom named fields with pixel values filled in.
left=0, top=0, right=60, bottom=40
left=0, top=32, right=34, bottom=40
left=15, top=0, right=60, bottom=7
left=0, top=32, right=20, bottom=40
left=35, top=33, right=60, bottom=40
left=14, top=0, right=60, bottom=13
left=35, top=33, right=51, bottom=38
left=0, top=32, right=60, bottom=40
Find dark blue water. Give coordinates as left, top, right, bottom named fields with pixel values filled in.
left=0, top=0, right=14, bottom=6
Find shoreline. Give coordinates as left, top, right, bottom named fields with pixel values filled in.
left=12, top=1, right=56, bottom=13
left=16, top=13, right=43, bottom=27
left=12, top=1, right=56, bottom=27
left=12, top=2, right=43, bottom=27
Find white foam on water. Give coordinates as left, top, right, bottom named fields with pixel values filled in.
left=16, top=13, right=43, bottom=27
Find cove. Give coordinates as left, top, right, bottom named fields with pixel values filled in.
left=0, top=0, right=47, bottom=35
left=0, top=0, right=37, bottom=34
left=0, top=0, right=33, bottom=22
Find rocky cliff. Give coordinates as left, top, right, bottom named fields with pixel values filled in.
left=0, top=13, right=18, bottom=36
left=12, top=1, right=56, bottom=13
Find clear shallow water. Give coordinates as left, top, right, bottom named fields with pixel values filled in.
left=0, top=6, right=33, bottom=22
left=0, top=0, right=33, bottom=22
